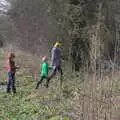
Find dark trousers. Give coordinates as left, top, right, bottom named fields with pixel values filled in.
left=47, top=66, right=63, bottom=86
left=36, top=76, right=48, bottom=89
left=7, top=72, right=16, bottom=93
left=36, top=66, right=63, bottom=89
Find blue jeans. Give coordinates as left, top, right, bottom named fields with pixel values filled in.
left=7, top=72, right=16, bottom=93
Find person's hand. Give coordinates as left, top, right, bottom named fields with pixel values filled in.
left=53, top=66, right=56, bottom=70
left=51, top=63, right=53, bottom=67
left=16, top=66, right=20, bottom=69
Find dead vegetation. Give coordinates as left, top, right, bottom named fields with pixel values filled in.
left=0, top=0, right=120, bottom=119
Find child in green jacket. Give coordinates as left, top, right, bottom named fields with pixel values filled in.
left=36, top=56, right=52, bottom=89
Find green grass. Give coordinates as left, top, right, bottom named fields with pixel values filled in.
left=0, top=75, right=72, bottom=120
left=0, top=51, right=72, bottom=120
left=0, top=70, right=120, bottom=120
left=0, top=50, right=120, bottom=120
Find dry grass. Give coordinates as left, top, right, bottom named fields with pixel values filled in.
left=66, top=72, right=120, bottom=120
left=0, top=47, right=120, bottom=120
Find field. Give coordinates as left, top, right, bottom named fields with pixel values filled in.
left=0, top=49, right=119, bottom=120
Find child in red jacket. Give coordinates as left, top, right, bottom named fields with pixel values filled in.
left=6, top=53, right=19, bottom=93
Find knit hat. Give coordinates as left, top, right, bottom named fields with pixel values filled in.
left=54, top=42, right=62, bottom=47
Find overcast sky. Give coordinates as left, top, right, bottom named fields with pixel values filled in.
left=0, top=0, right=11, bottom=13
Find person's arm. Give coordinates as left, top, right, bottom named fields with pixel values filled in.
left=12, top=64, right=20, bottom=70
left=7, top=60, right=11, bottom=71
left=48, top=66, right=53, bottom=70
left=12, top=63, right=20, bottom=70
left=51, top=48, right=55, bottom=66
left=15, top=66, right=20, bottom=69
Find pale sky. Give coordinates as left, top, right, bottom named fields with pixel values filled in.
left=0, top=0, right=11, bottom=12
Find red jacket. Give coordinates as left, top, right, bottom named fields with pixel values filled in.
left=7, top=59, right=16, bottom=73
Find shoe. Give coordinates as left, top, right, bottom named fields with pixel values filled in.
left=13, top=91, right=16, bottom=94
left=35, top=87, right=38, bottom=89
left=6, top=88, right=11, bottom=93
left=46, top=84, right=49, bottom=88
left=6, top=91, right=11, bottom=93
left=35, top=86, right=39, bottom=89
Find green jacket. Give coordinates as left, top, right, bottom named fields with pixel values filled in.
left=40, top=62, right=52, bottom=77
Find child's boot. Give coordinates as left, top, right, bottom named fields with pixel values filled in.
left=6, top=88, right=11, bottom=93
